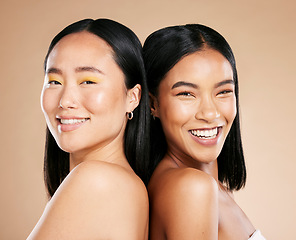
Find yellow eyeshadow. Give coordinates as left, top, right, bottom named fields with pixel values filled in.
left=47, top=76, right=61, bottom=83
left=48, top=76, right=57, bottom=81
left=79, top=76, right=103, bottom=83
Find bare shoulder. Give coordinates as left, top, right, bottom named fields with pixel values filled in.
left=28, top=161, right=148, bottom=240
left=149, top=167, right=218, bottom=239
left=69, top=160, right=148, bottom=197
left=56, top=160, right=149, bottom=211
left=150, top=166, right=218, bottom=201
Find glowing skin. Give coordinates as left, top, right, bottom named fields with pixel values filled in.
left=152, top=49, right=236, bottom=172
left=41, top=31, right=140, bottom=169
left=148, top=48, right=255, bottom=240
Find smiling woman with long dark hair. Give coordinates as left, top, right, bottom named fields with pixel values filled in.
left=27, top=18, right=150, bottom=240
left=143, top=24, right=266, bottom=240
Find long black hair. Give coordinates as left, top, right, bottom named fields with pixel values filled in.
left=143, top=24, right=246, bottom=191
left=43, top=18, right=150, bottom=197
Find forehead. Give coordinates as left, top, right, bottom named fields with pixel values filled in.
left=46, top=31, right=114, bottom=67
left=163, top=49, right=233, bottom=85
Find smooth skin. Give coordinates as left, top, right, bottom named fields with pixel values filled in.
left=149, top=49, right=255, bottom=240
left=27, top=32, right=149, bottom=240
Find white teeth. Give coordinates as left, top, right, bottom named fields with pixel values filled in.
left=60, top=118, right=87, bottom=124
left=191, top=127, right=218, bottom=139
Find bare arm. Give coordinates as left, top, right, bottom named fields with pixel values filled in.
left=27, top=161, right=149, bottom=240
left=151, top=168, right=219, bottom=240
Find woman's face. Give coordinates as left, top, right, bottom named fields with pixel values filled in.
left=152, top=49, right=236, bottom=168
left=41, top=31, right=140, bottom=155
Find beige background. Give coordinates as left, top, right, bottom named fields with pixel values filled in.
left=0, top=0, right=295, bottom=239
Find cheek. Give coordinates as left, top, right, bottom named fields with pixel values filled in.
left=40, top=88, right=58, bottom=117
left=220, top=98, right=237, bottom=124
left=82, top=88, right=126, bottom=115
left=159, top=99, right=193, bottom=128
left=83, top=91, right=105, bottom=113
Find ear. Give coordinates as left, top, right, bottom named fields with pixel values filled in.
left=126, top=84, right=141, bottom=112
left=149, top=93, right=160, bottom=118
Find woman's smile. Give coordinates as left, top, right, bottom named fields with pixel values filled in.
left=153, top=48, right=236, bottom=165
left=41, top=32, right=131, bottom=154
left=56, top=116, right=90, bottom=132
left=188, top=126, right=223, bottom=146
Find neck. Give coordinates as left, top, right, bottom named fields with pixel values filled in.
left=69, top=140, right=129, bottom=171
left=167, top=150, right=219, bottom=182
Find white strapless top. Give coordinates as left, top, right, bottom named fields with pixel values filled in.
left=248, top=230, right=266, bottom=240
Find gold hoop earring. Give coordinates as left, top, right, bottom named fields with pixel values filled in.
left=127, top=111, right=133, bottom=120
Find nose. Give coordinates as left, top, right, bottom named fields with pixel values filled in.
left=195, top=95, right=220, bottom=122
left=59, top=85, right=78, bottom=109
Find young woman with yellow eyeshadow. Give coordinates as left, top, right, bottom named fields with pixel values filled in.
left=27, top=18, right=150, bottom=240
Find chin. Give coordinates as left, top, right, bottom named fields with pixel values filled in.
left=191, top=151, right=221, bottom=164
left=56, top=141, right=79, bottom=154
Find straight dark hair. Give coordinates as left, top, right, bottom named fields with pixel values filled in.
left=43, top=18, right=150, bottom=197
left=143, top=24, right=246, bottom=191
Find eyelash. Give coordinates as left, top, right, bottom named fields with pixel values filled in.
left=176, top=91, right=195, bottom=97
left=217, top=89, right=233, bottom=95
left=176, top=90, right=233, bottom=98
left=47, top=80, right=97, bottom=85
left=80, top=80, right=97, bottom=84
left=48, top=80, right=61, bottom=85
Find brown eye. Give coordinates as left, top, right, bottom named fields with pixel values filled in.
left=48, top=80, right=61, bottom=85
left=176, top=92, right=194, bottom=97
left=81, top=80, right=96, bottom=85
left=217, top=90, right=233, bottom=96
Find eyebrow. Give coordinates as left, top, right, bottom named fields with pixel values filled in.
left=171, top=81, right=198, bottom=89
left=46, top=66, right=104, bottom=75
left=46, top=67, right=62, bottom=75
left=171, top=79, right=235, bottom=90
left=75, top=66, right=105, bottom=75
left=214, top=79, right=234, bottom=88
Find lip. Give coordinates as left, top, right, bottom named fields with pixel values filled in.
left=56, top=116, right=89, bottom=132
left=189, top=126, right=222, bottom=146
